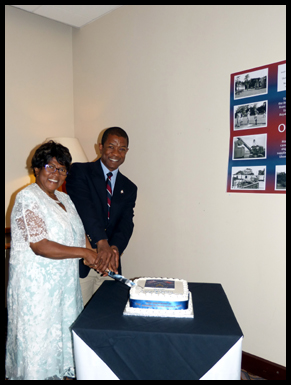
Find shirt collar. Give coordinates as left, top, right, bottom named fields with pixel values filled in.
left=100, top=160, right=119, bottom=180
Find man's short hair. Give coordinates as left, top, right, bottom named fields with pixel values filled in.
left=101, top=127, right=129, bottom=147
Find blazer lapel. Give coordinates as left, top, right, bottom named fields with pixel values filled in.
left=110, top=171, right=125, bottom=220
left=91, top=159, right=107, bottom=219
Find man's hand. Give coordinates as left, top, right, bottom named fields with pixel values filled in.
left=95, top=240, right=119, bottom=274
left=108, top=246, right=119, bottom=273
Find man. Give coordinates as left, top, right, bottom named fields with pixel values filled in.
left=66, top=127, right=137, bottom=304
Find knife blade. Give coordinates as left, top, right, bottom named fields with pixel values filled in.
left=106, top=270, right=136, bottom=287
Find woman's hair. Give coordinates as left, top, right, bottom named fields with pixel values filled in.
left=31, top=140, right=72, bottom=176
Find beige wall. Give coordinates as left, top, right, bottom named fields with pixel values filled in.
left=5, top=5, right=286, bottom=366
left=72, top=5, right=286, bottom=365
left=5, top=5, right=74, bottom=223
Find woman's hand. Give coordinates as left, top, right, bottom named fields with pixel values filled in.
left=82, top=248, right=99, bottom=269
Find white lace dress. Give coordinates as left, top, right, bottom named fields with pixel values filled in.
left=6, top=183, right=85, bottom=380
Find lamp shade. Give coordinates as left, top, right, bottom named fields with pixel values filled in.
left=45, top=137, right=88, bottom=163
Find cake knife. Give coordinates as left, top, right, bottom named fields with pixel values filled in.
left=106, top=269, right=136, bottom=287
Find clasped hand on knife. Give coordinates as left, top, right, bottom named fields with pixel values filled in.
left=83, top=238, right=119, bottom=275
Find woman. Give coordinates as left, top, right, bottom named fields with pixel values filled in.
left=5, top=141, right=100, bottom=380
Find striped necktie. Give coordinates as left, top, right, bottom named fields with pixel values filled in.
left=106, top=172, right=113, bottom=220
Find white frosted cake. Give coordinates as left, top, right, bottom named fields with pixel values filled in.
left=123, top=277, right=194, bottom=318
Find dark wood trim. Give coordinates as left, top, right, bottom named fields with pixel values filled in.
left=242, top=351, right=286, bottom=380
left=5, top=227, right=11, bottom=250
left=57, top=180, right=67, bottom=193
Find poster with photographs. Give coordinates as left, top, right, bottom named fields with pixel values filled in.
left=227, top=60, right=286, bottom=193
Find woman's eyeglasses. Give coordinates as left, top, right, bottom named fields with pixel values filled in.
left=44, top=164, right=68, bottom=176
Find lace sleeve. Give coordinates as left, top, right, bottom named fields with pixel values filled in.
left=12, top=194, right=49, bottom=245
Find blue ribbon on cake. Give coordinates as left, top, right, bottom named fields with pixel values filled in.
left=129, top=299, right=188, bottom=310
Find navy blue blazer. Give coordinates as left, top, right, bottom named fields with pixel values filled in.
left=66, top=159, right=137, bottom=278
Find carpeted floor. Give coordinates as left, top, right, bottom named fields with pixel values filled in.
left=5, top=372, right=267, bottom=381
left=241, top=369, right=266, bottom=380
left=5, top=368, right=266, bottom=380
left=5, top=372, right=268, bottom=381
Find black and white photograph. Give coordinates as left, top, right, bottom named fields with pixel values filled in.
left=233, top=134, right=267, bottom=160
left=275, top=165, right=286, bottom=191
left=231, top=166, right=266, bottom=190
left=234, top=68, right=268, bottom=100
left=234, top=101, right=267, bottom=130
left=229, top=60, right=286, bottom=194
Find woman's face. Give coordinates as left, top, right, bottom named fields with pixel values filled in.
left=34, top=157, right=67, bottom=196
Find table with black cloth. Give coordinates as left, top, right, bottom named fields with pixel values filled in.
left=71, top=281, right=243, bottom=380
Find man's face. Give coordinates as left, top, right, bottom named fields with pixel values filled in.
left=99, top=134, right=129, bottom=171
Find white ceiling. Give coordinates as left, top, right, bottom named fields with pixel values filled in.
left=10, top=5, right=124, bottom=28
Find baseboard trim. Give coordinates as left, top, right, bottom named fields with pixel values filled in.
left=242, top=351, right=286, bottom=380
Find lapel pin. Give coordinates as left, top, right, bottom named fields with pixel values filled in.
left=121, top=190, right=124, bottom=194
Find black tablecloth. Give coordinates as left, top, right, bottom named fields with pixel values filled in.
left=71, top=281, right=243, bottom=380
